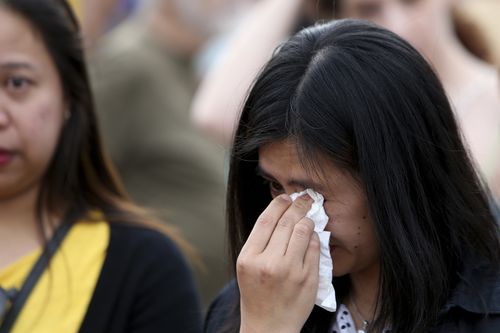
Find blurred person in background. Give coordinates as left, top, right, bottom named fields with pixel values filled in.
left=191, top=0, right=500, bottom=204
left=89, top=0, right=247, bottom=308
left=463, top=0, right=500, bottom=66
left=191, top=0, right=335, bottom=145
left=335, top=0, right=500, bottom=207
left=69, top=0, right=140, bottom=50
left=0, top=0, right=201, bottom=332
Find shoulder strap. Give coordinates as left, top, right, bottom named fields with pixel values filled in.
left=0, top=220, right=73, bottom=333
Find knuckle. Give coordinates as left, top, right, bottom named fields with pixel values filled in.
left=255, top=214, right=273, bottom=226
left=303, top=217, right=315, bottom=229
left=236, top=256, right=252, bottom=275
left=290, top=271, right=307, bottom=286
left=259, top=261, right=287, bottom=282
left=259, top=263, right=277, bottom=280
left=294, top=222, right=313, bottom=238
left=277, top=216, right=294, bottom=228
left=309, top=235, right=320, bottom=250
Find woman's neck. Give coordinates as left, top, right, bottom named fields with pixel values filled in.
left=348, top=262, right=380, bottom=325
left=0, top=186, right=48, bottom=269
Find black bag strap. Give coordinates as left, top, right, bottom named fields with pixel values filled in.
left=0, top=289, right=17, bottom=322
left=0, top=220, right=73, bottom=333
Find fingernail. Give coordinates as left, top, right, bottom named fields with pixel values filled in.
left=299, top=193, right=311, bottom=201
left=280, top=194, right=292, bottom=202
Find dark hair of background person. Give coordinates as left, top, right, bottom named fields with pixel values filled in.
left=224, top=19, right=500, bottom=333
left=0, top=0, right=192, bottom=254
left=318, top=0, right=492, bottom=62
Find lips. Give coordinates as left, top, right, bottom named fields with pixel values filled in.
left=329, top=238, right=340, bottom=248
left=0, top=148, right=14, bottom=166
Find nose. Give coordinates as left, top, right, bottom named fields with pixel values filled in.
left=0, top=102, right=11, bottom=129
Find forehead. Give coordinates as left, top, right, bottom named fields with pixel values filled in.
left=259, top=140, right=300, bottom=169
left=0, top=8, right=49, bottom=65
left=258, top=140, right=354, bottom=192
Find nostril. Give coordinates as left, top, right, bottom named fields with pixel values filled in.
left=0, top=111, right=11, bottom=127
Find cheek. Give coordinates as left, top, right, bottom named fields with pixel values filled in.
left=324, top=200, right=377, bottom=252
left=322, top=179, right=379, bottom=254
left=328, top=214, right=370, bottom=249
left=327, top=213, right=380, bottom=273
left=22, top=99, right=64, bottom=161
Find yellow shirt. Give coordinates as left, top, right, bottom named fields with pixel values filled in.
left=68, top=0, right=81, bottom=20
left=0, top=220, right=109, bottom=333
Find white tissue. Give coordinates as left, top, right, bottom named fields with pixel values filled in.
left=290, top=189, right=336, bottom=312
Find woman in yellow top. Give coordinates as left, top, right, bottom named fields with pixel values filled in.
left=0, top=0, right=202, bottom=332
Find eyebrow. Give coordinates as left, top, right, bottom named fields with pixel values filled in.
left=0, top=62, right=38, bottom=71
left=256, top=165, right=327, bottom=193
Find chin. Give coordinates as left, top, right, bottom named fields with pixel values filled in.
left=332, top=263, right=351, bottom=277
left=330, top=250, right=351, bottom=277
left=332, top=269, right=348, bottom=278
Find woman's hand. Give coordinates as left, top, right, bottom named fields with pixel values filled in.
left=237, top=193, right=320, bottom=333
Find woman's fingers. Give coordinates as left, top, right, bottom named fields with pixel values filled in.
left=285, top=217, right=315, bottom=265
left=240, top=194, right=292, bottom=255
left=303, top=232, right=320, bottom=275
left=237, top=194, right=319, bottom=333
left=265, top=194, right=312, bottom=256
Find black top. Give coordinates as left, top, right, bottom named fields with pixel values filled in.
left=431, top=259, right=500, bottom=333
left=206, top=260, right=500, bottom=333
left=79, top=223, right=203, bottom=333
left=204, top=280, right=238, bottom=333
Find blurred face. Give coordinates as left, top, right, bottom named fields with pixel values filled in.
left=0, top=8, right=65, bottom=201
left=258, top=140, right=380, bottom=277
left=172, top=0, right=253, bottom=36
left=339, top=0, right=453, bottom=55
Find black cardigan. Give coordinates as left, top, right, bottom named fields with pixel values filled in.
left=79, top=223, right=202, bottom=333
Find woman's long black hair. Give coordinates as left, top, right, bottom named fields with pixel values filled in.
left=224, top=19, right=500, bottom=332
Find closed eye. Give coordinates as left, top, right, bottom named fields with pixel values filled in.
left=261, top=177, right=284, bottom=197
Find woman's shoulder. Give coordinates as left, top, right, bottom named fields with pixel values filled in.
left=107, top=222, right=184, bottom=258
left=80, top=221, right=203, bottom=333
left=448, top=258, right=500, bottom=310
left=75, top=214, right=185, bottom=264
left=434, top=259, right=500, bottom=332
left=107, top=221, right=198, bottom=291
